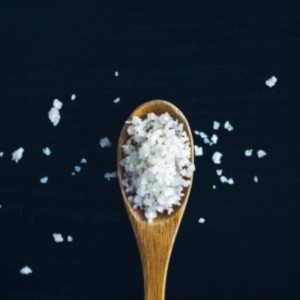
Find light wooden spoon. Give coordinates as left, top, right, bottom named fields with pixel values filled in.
left=117, top=100, right=194, bottom=300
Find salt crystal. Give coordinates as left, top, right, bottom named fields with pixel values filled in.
left=53, top=233, right=64, bottom=243
left=194, top=130, right=200, bottom=136
left=200, top=131, right=208, bottom=139
left=0, top=152, right=4, bottom=157
left=212, top=151, right=223, bottom=164
left=40, top=176, right=48, bottom=184
left=253, top=176, right=259, bottom=183
left=227, top=178, right=234, bottom=185
left=42, top=147, right=51, bottom=156
left=213, top=121, right=220, bottom=130
left=216, top=169, right=223, bottom=176
left=104, top=172, right=117, bottom=181
left=257, top=150, right=267, bottom=158
left=220, top=176, right=227, bottom=183
left=80, top=158, right=87, bottom=164
left=198, top=217, right=206, bottom=224
left=71, top=94, right=76, bottom=101
left=48, top=107, right=61, bottom=126
left=194, top=145, right=203, bottom=156
left=211, top=134, right=218, bottom=144
left=12, top=147, right=24, bottom=163
left=71, top=172, right=76, bottom=176
left=99, top=137, right=112, bottom=148
left=224, top=121, right=234, bottom=131
left=113, top=97, right=121, bottom=104
left=53, top=99, right=63, bottom=110
left=245, top=149, right=253, bottom=157
left=212, top=185, right=217, bottom=189
left=20, top=266, right=32, bottom=275
left=74, top=165, right=81, bottom=172
left=67, top=235, right=73, bottom=242
left=265, top=76, right=277, bottom=88
left=114, top=71, right=119, bottom=77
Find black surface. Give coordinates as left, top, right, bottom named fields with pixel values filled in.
left=0, top=1, right=300, bottom=299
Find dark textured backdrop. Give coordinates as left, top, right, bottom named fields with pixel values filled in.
left=0, top=1, right=299, bottom=299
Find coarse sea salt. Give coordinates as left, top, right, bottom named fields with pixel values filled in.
left=80, top=158, right=87, bottom=164
left=104, top=171, right=117, bottom=181
left=67, top=235, right=73, bottom=242
left=257, top=149, right=267, bottom=158
left=212, top=151, right=223, bottom=164
left=245, top=149, right=253, bottom=157
left=48, top=107, right=61, bottom=126
left=99, top=137, right=112, bottom=148
left=53, top=233, right=64, bottom=243
left=42, top=147, right=51, bottom=156
left=220, top=175, right=234, bottom=185
left=0, top=152, right=4, bottom=157
left=114, top=71, right=119, bottom=77
left=198, top=217, right=206, bottom=224
left=216, top=169, right=223, bottom=176
left=224, top=121, right=234, bottom=131
left=211, top=134, right=218, bottom=144
left=12, top=147, right=24, bottom=163
left=71, top=94, right=76, bottom=101
left=265, top=76, right=277, bottom=88
left=212, top=185, right=217, bottom=189
left=213, top=121, right=220, bottom=130
left=74, top=166, right=81, bottom=173
left=253, top=176, right=259, bottom=183
left=53, top=99, right=63, bottom=110
left=20, top=266, right=33, bottom=275
left=194, top=145, right=203, bottom=156
left=40, top=176, right=48, bottom=184
left=120, top=112, right=195, bottom=222
left=113, top=97, right=121, bottom=104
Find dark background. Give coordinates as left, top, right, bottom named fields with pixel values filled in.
left=0, top=1, right=299, bottom=299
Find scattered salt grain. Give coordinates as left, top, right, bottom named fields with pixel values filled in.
left=245, top=149, right=253, bottom=157
left=121, top=112, right=195, bottom=222
left=198, top=217, right=206, bottom=224
left=194, top=130, right=200, bottom=136
left=74, top=165, right=81, bottom=173
left=227, top=178, right=234, bottom=185
left=104, top=171, right=117, bottom=181
left=0, top=152, right=4, bottom=157
left=224, top=121, right=234, bottom=131
left=199, top=131, right=208, bottom=139
left=71, top=172, right=76, bottom=176
left=253, top=176, right=259, bottom=183
left=220, top=175, right=234, bottom=185
left=211, top=134, right=218, bottom=144
left=0, top=204, right=2, bottom=209
left=20, top=266, right=32, bottom=275
left=52, top=233, right=64, bottom=243
left=216, top=169, right=223, bottom=176
left=42, top=147, right=51, bottom=156
left=213, top=121, right=220, bottom=130
left=113, top=97, right=121, bottom=104
left=257, top=150, right=267, bottom=158
left=212, top=185, right=217, bottom=189
left=71, top=94, right=76, bottom=101
left=40, top=176, right=48, bottom=184
left=80, top=158, right=87, bottom=164
left=99, top=137, right=112, bottom=148
left=67, top=235, right=73, bottom=242
left=114, top=71, right=119, bottom=77
left=53, top=99, right=63, bottom=110
left=12, top=147, right=25, bottom=163
left=48, top=107, right=61, bottom=126
left=194, top=145, right=203, bottom=156
left=265, top=76, right=277, bottom=88
left=212, top=151, right=223, bottom=164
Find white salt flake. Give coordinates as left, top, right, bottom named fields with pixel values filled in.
left=0, top=152, right=4, bottom=157
left=114, top=71, right=119, bottom=77
left=227, top=178, right=234, bottom=185
left=220, top=176, right=227, bottom=183
left=265, top=76, right=277, bottom=88
left=199, top=131, right=208, bottom=139
left=99, top=137, right=112, bottom=148
left=71, top=172, right=76, bottom=176
left=40, top=176, right=48, bottom=184
left=67, top=235, right=73, bottom=242
left=245, top=149, right=253, bottom=157
left=198, top=217, right=206, bottom=224
left=193, top=130, right=200, bottom=136
left=212, top=185, right=217, bottom=190
left=52, top=233, right=64, bottom=243
left=216, top=169, right=223, bottom=176
left=104, top=172, right=117, bottom=181
left=211, top=134, right=218, bottom=144
left=71, top=94, right=76, bottom=101
left=257, top=149, right=267, bottom=158
left=213, top=121, right=220, bottom=130
left=20, top=266, right=33, bottom=275
left=48, top=107, right=61, bottom=126
left=53, top=99, right=63, bottom=110
left=194, top=145, right=203, bottom=156
left=224, top=121, right=234, bottom=131
left=212, top=151, right=223, bottom=164
left=42, top=147, right=51, bottom=156
left=113, top=97, right=121, bottom=104
left=74, top=165, right=81, bottom=172
left=80, top=158, right=87, bottom=164
left=12, top=147, right=25, bottom=163
left=253, top=176, right=259, bottom=183
left=220, top=175, right=234, bottom=185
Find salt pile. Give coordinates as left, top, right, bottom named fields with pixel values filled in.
left=120, top=112, right=195, bottom=222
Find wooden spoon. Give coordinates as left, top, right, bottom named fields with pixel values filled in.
left=117, top=100, right=194, bottom=300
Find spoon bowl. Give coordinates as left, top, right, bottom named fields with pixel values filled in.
left=117, top=100, right=194, bottom=300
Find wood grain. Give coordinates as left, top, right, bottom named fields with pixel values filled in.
left=117, top=100, right=194, bottom=300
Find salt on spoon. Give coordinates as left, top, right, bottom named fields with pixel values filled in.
left=117, top=100, right=194, bottom=300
